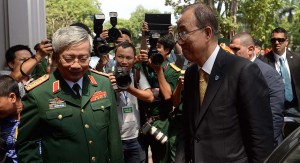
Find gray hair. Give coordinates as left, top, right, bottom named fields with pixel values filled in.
left=52, top=26, right=93, bottom=54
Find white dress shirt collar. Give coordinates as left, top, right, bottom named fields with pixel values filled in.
left=198, top=45, right=220, bottom=75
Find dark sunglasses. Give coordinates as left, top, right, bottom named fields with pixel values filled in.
left=271, top=38, right=286, bottom=44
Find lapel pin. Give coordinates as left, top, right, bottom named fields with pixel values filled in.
left=215, top=75, right=220, bottom=81
left=290, top=56, right=293, bottom=59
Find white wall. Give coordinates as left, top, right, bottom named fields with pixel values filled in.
left=0, top=0, right=46, bottom=70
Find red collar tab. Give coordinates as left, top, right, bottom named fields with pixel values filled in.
left=88, top=75, right=97, bottom=86
left=53, top=80, right=60, bottom=93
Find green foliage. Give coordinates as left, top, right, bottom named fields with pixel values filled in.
left=46, top=0, right=101, bottom=38
left=238, top=0, right=284, bottom=48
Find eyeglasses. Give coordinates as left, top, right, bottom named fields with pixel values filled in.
left=175, top=27, right=206, bottom=41
left=60, top=55, right=90, bottom=65
left=271, top=38, right=286, bottom=44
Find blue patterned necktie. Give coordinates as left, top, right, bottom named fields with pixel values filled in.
left=279, top=58, right=293, bottom=101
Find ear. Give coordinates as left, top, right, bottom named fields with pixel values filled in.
left=248, top=45, right=255, bottom=57
left=8, top=62, right=14, bottom=70
left=52, top=52, right=59, bottom=62
left=8, top=92, right=17, bottom=103
left=204, top=26, right=213, bottom=39
left=164, top=48, right=171, bottom=55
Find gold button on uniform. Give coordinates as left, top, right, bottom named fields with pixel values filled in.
left=101, top=105, right=104, bottom=109
left=81, top=109, right=84, bottom=113
left=89, top=140, right=93, bottom=144
left=85, top=124, right=89, bottom=128
left=58, top=114, right=63, bottom=119
left=91, top=156, right=96, bottom=161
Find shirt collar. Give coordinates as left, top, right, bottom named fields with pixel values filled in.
left=65, top=77, right=83, bottom=90
left=198, top=45, right=220, bottom=75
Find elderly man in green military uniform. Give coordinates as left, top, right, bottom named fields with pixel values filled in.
left=16, top=26, right=124, bottom=163
left=137, top=33, right=181, bottom=163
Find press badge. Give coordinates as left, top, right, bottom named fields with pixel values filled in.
left=122, top=105, right=135, bottom=123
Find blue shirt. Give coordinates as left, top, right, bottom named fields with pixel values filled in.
left=0, top=117, right=19, bottom=163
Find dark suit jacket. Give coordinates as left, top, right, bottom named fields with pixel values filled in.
left=17, top=70, right=124, bottom=163
left=182, top=48, right=274, bottom=163
left=261, top=50, right=300, bottom=110
left=254, top=58, right=285, bottom=146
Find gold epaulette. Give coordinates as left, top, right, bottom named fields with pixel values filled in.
left=169, top=63, right=181, bottom=72
left=180, top=70, right=186, bottom=75
left=90, top=68, right=110, bottom=78
left=25, top=74, right=50, bottom=91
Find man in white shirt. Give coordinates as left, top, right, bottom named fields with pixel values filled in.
left=261, top=27, right=300, bottom=137
left=112, top=41, right=154, bottom=163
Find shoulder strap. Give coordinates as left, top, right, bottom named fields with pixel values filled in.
left=133, top=68, right=141, bottom=89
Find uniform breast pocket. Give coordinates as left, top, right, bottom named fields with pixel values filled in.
left=90, top=98, right=111, bottom=130
left=45, top=107, right=79, bottom=137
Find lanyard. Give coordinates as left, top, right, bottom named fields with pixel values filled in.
left=122, top=91, right=129, bottom=105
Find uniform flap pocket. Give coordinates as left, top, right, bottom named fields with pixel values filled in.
left=46, top=108, right=73, bottom=120
left=91, top=98, right=111, bottom=111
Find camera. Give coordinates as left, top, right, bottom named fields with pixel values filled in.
left=148, top=33, right=164, bottom=66
left=93, top=12, right=120, bottom=56
left=144, top=14, right=171, bottom=66
left=114, top=66, right=132, bottom=89
left=107, top=12, right=121, bottom=43
left=141, top=122, right=168, bottom=144
left=145, top=14, right=171, bottom=37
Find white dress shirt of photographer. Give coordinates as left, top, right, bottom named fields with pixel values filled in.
left=116, top=69, right=151, bottom=140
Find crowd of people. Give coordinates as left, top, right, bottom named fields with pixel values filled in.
left=1, top=2, right=300, bottom=163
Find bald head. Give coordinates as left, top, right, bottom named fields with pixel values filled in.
left=231, top=32, right=254, bottom=47
left=230, top=32, right=255, bottom=60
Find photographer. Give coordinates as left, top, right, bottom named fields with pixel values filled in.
left=138, top=32, right=181, bottom=163
left=95, top=28, right=132, bottom=73
left=136, top=22, right=186, bottom=69
left=110, top=41, right=154, bottom=163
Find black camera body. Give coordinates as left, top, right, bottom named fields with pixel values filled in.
left=144, top=14, right=171, bottom=66
left=93, top=12, right=120, bottom=56
left=145, top=14, right=171, bottom=37
left=114, top=66, right=132, bottom=89
left=140, top=122, right=168, bottom=144
left=147, top=33, right=164, bottom=66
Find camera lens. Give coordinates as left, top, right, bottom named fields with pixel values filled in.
left=151, top=53, right=164, bottom=66
left=150, top=126, right=168, bottom=144
left=114, top=67, right=132, bottom=89
left=108, top=28, right=121, bottom=42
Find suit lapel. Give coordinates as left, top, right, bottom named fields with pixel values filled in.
left=286, top=51, right=295, bottom=73
left=195, top=50, right=225, bottom=128
left=267, top=52, right=276, bottom=68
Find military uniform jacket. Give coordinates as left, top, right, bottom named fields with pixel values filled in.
left=16, top=70, right=124, bottom=163
left=142, top=61, right=181, bottom=117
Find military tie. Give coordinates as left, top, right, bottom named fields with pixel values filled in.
left=279, top=58, right=293, bottom=101
left=199, top=69, right=208, bottom=106
left=72, top=83, right=81, bottom=97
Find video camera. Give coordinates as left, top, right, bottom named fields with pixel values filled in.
left=145, top=14, right=171, bottom=66
left=114, top=66, right=132, bottom=89
left=93, top=12, right=121, bottom=56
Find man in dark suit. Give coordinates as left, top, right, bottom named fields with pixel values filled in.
left=230, top=32, right=285, bottom=147
left=261, top=27, right=300, bottom=136
left=175, top=3, right=274, bottom=163
left=16, top=26, right=124, bottom=163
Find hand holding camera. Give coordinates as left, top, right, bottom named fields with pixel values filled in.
left=36, top=39, right=53, bottom=61
left=93, top=12, right=121, bottom=56
left=135, top=50, right=149, bottom=64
